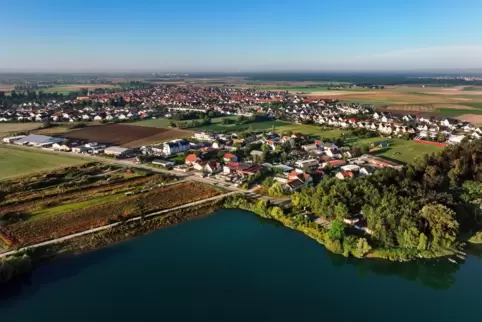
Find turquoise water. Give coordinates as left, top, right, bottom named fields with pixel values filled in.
left=1, top=209, right=482, bottom=322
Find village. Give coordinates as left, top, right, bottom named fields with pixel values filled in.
left=2, top=84, right=482, bottom=197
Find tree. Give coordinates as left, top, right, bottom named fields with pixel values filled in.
left=270, top=206, right=284, bottom=219
left=356, top=238, right=371, bottom=257
left=333, top=203, right=349, bottom=221
left=254, top=199, right=269, bottom=217
left=268, top=183, right=285, bottom=197
left=420, top=204, right=459, bottom=250
left=328, top=220, right=345, bottom=240
left=417, top=233, right=428, bottom=251
left=262, top=177, right=274, bottom=191
left=360, top=144, right=370, bottom=154
left=436, top=132, right=447, bottom=143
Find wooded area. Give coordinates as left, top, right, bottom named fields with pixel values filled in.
left=292, top=139, right=482, bottom=255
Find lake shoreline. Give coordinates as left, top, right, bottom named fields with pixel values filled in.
left=1, top=199, right=224, bottom=284
left=222, top=196, right=458, bottom=262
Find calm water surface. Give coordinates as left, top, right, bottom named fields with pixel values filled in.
left=1, top=209, right=482, bottom=322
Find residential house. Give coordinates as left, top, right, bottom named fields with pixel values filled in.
left=72, top=146, right=89, bottom=153
left=276, top=170, right=312, bottom=192
left=223, top=153, right=238, bottom=163
left=223, top=163, right=263, bottom=176
left=448, top=134, right=465, bottom=145
left=193, top=161, right=207, bottom=171
left=340, top=164, right=360, bottom=172
left=250, top=150, right=264, bottom=161
left=360, top=166, right=375, bottom=176
left=302, top=143, right=318, bottom=152
left=163, top=139, right=190, bottom=156
left=193, top=131, right=217, bottom=141
left=336, top=171, right=355, bottom=180
left=185, top=154, right=200, bottom=165
left=212, top=141, right=224, bottom=149
left=440, top=118, right=458, bottom=130
left=322, top=160, right=346, bottom=168
left=205, top=161, right=222, bottom=173
left=294, top=159, right=319, bottom=170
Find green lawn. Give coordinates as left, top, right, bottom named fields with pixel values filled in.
left=353, top=138, right=443, bottom=164
left=40, top=89, right=74, bottom=94
left=0, top=146, right=87, bottom=180
left=463, top=103, right=482, bottom=109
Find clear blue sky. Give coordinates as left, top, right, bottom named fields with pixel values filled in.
left=2, top=0, right=482, bottom=72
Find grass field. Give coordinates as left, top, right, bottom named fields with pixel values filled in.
left=132, top=117, right=346, bottom=138
left=0, top=146, right=87, bottom=180
left=0, top=123, right=41, bottom=137
left=353, top=138, right=443, bottom=164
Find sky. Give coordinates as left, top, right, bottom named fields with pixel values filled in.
left=1, top=0, right=482, bottom=72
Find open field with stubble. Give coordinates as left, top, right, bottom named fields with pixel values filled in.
left=41, top=83, right=119, bottom=94
left=0, top=145, right=87, bottom=180
left=0, top=164, right=219, bottom=248
left=131, top=117, right=346, bottom=138
left=0, top=123, right=41, bottom=137
left=0, top=85, right=15, bottom=92
left=57, top=123, right=192, bottom=147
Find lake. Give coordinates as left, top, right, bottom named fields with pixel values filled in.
left=1, top=209, right=482, bottom=322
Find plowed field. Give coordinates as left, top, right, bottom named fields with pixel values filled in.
left=57, top=124, right=192, bottom=147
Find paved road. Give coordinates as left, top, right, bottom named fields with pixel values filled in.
left=0, top=191, right=241, bottom=259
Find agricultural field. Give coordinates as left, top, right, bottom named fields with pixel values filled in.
left=300, top=85, right=482, bottom=118
left=132, top=117, right=347, bottom=138
left=0, top=164, right=218, bottom=248
left=455, top=114, right=482, bottom=126
left=40, top=83, right=119, bottom=94
left=0, top=145, right=87, bottom=180
left=0, top=123, right=41, bottom=137
left=57, top=123, right=192, bottom=147
left=0, top=85, right=15, bottom=92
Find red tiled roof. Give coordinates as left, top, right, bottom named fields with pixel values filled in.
left=224, top=153, right=236, bottom=159
left=329, top=160, right=346, bottom=166
left=342, top=171, right=354, bottom=177
left=185, top=154, right=198, bottom=162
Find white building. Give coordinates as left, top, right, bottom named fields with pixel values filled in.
left=163, top=139, right=190, bottom=156
left=294, top=159, right=319, bottom=170
left=2, top=135, right=26, bottom=144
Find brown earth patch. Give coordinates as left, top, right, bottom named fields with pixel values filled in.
left=455, top=114, right=482, bottom=125
left=57, top=123, right=192, bottom=147
left=0, top=123, right=41, bottom=137
left=48, top=84, right=118, bottom=91
left=0, top=85, right=15, bottom=92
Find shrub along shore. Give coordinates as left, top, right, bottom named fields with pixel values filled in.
left=224, top=139, right=482, bottom=262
